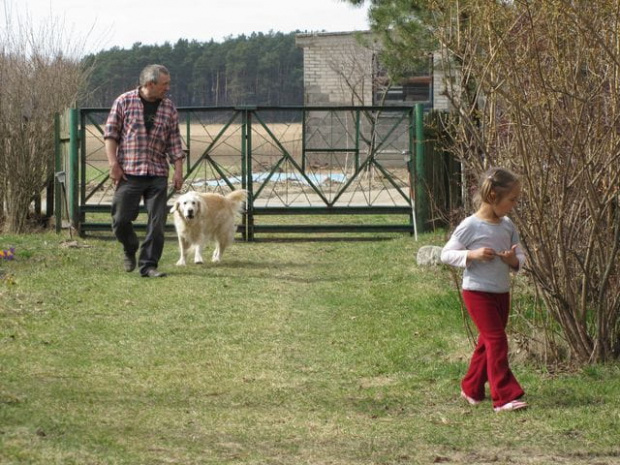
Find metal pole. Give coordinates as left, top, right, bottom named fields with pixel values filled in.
left=414, top=103, right=428, bottom=233
left=405, top=150, right=418, bottom=241
left=241, top=108, right=254, bottom=241
left=68, top=108, right=79, bottom=232
left=54, top=113, right=62, bottom=234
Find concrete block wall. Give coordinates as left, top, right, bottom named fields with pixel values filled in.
left=296, top=31, right=453, bottom=112
left=296, top=32, right=376, bottom=106
left=432, top=53, right=451, bottom=111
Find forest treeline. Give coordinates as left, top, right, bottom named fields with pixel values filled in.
left=80, top=31, right=304, bottom=108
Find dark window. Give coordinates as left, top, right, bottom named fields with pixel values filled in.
left=373, top=55, right=433, bottom=107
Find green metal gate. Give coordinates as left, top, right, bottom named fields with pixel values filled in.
left=55, top=104, right=439, bottom=240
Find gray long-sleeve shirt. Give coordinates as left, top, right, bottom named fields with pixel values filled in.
left=440, top=215, right=525, bottom=293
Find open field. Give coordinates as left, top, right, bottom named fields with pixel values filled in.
left=70, top=123, right=413, bottom=212
left=79, top=119, right=408, bottom=175
left=2, top=229, right=619, bottom=464
left=82, top=123, right=305, bottom=166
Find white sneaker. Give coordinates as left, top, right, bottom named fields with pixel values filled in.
left=461, top=390, right=482, bottom=405
left=494, top=400, right=528, bottom=412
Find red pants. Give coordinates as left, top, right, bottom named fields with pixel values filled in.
left=461, top=290, right=524, bottom=408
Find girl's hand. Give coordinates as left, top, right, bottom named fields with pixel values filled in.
left=496, top=245, right=520, bottom=269
left=468, top=247, right=497, bottom=262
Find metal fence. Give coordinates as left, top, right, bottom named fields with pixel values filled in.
left=55, top=104, right=451, bottom=240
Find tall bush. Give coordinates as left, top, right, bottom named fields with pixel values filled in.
left=0, top=5, right=90, bottom=233
left=432, top=0, right=620, bottom=363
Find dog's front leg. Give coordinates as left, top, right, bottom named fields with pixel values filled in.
left=194, top=241, right=204, bottom=264
left=212, top=243, right=222, bottom=263
left=176, top=237, right=188, bottom=266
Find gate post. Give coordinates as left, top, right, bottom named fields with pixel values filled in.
left=68, top=108, right=80, bottom=231
left=54, top=112, right=62, bottom=233
left=54, top=108, right=79, bottom=234
left=241, top=107, right=254, bottom=241
left=414, top=103, right=430, bottom=232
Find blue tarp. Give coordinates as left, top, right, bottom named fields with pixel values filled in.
left=192, top=172, right=347, bottom=187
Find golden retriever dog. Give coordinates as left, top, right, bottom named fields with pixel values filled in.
left=170, top=190, right=247, bottom=265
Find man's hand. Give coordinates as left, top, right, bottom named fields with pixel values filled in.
left=173, top=169, right=184, bottom=192
left=105, top=139, right=125, bottom=187
left=109, top=162, right=126, bottom=186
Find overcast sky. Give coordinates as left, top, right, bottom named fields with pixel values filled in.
left=8, top=0, right=370, bottom=54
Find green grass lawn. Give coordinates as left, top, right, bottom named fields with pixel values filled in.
left=1, top=229, right=619, bottom=464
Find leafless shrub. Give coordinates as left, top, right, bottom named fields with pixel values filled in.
left=433, top=0, right=620, bottom=363
left=0, top=3, right=91, bottom=232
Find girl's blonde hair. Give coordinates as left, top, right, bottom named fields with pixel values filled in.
left=477, top=167, right=520, bottom=205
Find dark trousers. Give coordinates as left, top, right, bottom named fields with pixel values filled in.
left=111, top=175, right=168, bottom=275
left=461, top=290, right=525, bottom=408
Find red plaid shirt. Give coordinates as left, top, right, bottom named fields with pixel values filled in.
left=104, top=88, right=185, bottom=176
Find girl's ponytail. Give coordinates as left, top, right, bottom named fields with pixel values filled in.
left=476, top=167, right=520, bottom=205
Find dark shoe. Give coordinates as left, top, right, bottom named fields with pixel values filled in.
left=142, top=267, right=167, bottom=278
left=123, top=253, right=137, bottom=272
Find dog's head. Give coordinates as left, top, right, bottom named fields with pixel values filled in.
left=171, top=192, right=202, bottom=220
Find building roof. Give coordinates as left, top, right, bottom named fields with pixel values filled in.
left=295, top=30, right=371, bottom=39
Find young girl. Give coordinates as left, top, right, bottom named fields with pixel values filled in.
left=441, top=167, right=527, bottom=412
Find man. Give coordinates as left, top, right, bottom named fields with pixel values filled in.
left=104, top=64, right=185, bottom=278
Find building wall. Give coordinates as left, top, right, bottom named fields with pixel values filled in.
left=432, top=53, right=451, bottom=111
left=296, top=31, right=451, bottom=112
left=295, top=32, right=376, bottom=106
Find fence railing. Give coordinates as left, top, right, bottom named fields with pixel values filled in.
left=55, top=104, right=454, bottom=240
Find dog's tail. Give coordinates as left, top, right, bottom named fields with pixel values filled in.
left=226, top=189, right=248, bottom=208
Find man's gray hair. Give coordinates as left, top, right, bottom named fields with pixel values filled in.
left=139, top=64, right=170, bottom=86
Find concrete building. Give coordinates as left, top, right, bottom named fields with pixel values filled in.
left=295, top=31, right=451, bottom=111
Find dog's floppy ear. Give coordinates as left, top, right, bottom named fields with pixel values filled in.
left=170, top=200, right=180, bottom=214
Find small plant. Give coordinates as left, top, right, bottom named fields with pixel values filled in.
left=0, top=247, right=15, bottom=284
left=0, top=247, right=15, bottom=260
